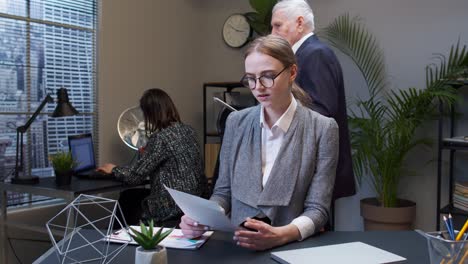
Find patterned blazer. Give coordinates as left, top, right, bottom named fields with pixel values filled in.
left=113, top=122, right=206, bottom=223
left=210, top=103, right=338, bottom=235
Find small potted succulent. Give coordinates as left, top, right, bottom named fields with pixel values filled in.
left=129, top=219, right=173, bottom=264
left=50, top=151, right=77, bottom=186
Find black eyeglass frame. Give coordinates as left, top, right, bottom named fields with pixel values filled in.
left=240, top=66, right=289, bottom=90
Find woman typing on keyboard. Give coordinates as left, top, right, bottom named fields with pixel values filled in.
left=97, top=88, right=206, bottom=226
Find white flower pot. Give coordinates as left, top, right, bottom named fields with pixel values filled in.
left=135, top=246, right=167, bottom=264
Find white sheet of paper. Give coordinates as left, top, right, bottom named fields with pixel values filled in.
left=164, top=185, right=236, bottom=232
left=271, top=242, right=406, bottom=264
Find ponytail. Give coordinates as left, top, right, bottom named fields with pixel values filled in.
left=291, top=83, right=313, bottom=108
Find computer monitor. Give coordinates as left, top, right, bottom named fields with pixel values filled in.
left=68, top=133, right=96, bottom=172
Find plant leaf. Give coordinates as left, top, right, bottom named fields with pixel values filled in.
left=246, top=0, right=277, bottom=35
left=249, top=0, right=276, bottom=20
left=148, top=219, right=154, bottom=238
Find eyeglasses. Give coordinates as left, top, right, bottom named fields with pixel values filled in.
left=240, top=66, right=288, bottom=90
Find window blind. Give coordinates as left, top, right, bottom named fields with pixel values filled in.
left=0, top=0, right=98, bottom=206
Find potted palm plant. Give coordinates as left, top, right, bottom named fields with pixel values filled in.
left=129, top=219, right=173, bottom=264
left=50, top=151, right=76, bottom=186
left=320, top=14, right=468, bottom=230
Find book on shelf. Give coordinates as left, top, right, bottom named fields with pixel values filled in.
left=453, top=202, right=468, bottom=212
left=452, top=182, right=468, bottom=212
left=454, top=193, right=468, bottom=203
left=455, top=189, right=468, bottom=197
left=453, top=198, right=468, bottom=209
left=455, top=182, right=468, bottom=194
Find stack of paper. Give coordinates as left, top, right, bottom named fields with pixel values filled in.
left=454, top=182, right=468, bottom=211
left=271, top=242, right=406, bottom=264
left=107, top=227, right=213, bottom=250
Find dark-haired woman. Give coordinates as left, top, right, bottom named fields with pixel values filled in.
left=98, top=88, right=206, bottom=225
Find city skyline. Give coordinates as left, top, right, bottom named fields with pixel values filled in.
left=0, top=0, right=97, bottom=204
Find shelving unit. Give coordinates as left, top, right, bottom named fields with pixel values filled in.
left=202, top=82, right=254, bottom=181
left=436, top=80, right=468, bottom=230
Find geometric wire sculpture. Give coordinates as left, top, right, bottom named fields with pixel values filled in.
left=46, top=194, right=131, bottom=263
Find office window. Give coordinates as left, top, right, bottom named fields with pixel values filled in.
left=0, top=0, right=98, bottom=206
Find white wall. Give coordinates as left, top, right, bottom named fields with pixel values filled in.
left=311, top=0, right=468, bottom=231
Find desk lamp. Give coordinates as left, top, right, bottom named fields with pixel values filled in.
left=12, top=88, right=79, bottom=184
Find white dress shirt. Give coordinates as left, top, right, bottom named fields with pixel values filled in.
left=260, top=96, right=315, bottom=240
left=292, top=32, right=314, bottom=54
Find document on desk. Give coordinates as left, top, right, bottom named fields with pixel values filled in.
left=271, top=242, right=406, bottom=264
left=164, top=185, right=236, bottom=232
left=107, top=227, right=213, bottom=250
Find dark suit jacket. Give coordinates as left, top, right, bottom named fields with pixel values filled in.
left=295, top=35, right=356, bottom=199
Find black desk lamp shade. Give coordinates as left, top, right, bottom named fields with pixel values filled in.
left=12, top=88, right=79, bottom=184
left=52, top=88, right=79, bottom=117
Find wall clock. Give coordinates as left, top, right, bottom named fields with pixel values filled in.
left=222, top=14, right=252, bottom=48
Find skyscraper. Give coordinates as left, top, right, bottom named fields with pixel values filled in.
left=0, top=0, right=97, bottom=205
left=42, top=1, right=96, bottom=156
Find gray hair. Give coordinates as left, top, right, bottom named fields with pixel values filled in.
left=273, top=0, right=315, bottom=32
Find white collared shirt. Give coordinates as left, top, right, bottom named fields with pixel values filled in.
left=260, top=96, right=297, bottom=184
left=292, top=32, right=314, bottom=54
left=259, top=96, right=315, bottom=240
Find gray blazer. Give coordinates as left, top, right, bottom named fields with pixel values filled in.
left=210, top=103, right=339, bottom=234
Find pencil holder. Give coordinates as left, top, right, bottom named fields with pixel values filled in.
left=417, top=230, right=468, bottom=264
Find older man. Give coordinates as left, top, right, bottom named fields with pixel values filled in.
left=271, top=0, right=356, bottom=202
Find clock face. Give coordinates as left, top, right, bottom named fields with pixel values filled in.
left=222, top=14, right=251, bottom=48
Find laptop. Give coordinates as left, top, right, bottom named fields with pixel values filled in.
left=68, top=134, right=110, bottom=179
